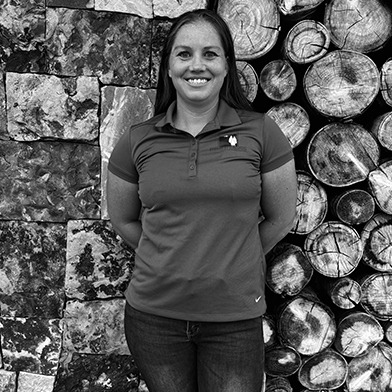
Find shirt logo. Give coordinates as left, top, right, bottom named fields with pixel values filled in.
left=219, top=134, right=238, bottom=147
left=255, top=296, right=262, bottom=303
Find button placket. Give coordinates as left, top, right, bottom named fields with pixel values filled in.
left=188, top=139, right=198, bottom=177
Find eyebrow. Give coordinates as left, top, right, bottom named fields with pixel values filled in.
left=172, top=45, right=223, bottom=51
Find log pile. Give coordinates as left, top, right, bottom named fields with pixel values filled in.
left=217, top=0, right=392, bottom=390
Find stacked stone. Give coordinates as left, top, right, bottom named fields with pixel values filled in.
left=0, top=0, right=206, bottom=391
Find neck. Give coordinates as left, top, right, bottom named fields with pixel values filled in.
left=174, top=98, right=219, bottom=137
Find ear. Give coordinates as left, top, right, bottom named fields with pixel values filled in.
left=168, top=68, right=172, bottom=78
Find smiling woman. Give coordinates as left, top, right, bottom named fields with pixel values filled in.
left=106, top=8, right=297, bottom=392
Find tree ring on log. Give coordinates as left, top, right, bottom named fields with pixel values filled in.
left=331, top=189, right=375, bottom=226
left=265, top=345, right=302, bottom=377
left=266, top=242, right=313, bottom=297
left=236, top=61, right=259, bottom=102
left=217, top=0, right=280, bottom=60
left=298, top=348, right=348, bottom=390
left=283, top=19, right=330, bottom=64
left=303, top=50, right=380, bottom=119
left=277, top=295, right=336, bottom=356
left=307, top=122, right=380, bottom=187
left=260, top=60, right=297, bottom=101
left=361, top=213, right=392, bottom=272
left=291, top=171, right=327, bottom=235
left=371, top=111, right=392, bottom=151
left=360, top=273, right=392, bottom=321
left=267, top=103, right=310, bottom=148
left=334, top=311, right=384, bottom=357
left=304, top=221, right=363, bottom=278
left=324, top=0, right=392, bottom=53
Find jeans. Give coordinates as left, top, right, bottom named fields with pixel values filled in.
left=124, top=302, right=264, bottom=392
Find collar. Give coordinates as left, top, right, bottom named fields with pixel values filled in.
left=155, top=99, right=242, bottom=133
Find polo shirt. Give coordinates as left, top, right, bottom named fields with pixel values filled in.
left=108, top=99, right=293, bottom=322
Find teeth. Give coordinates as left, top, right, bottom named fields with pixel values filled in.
left=188, top=79, right=208, bottom=84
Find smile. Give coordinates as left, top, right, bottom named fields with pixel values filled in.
left=187, top=78, right=209, bottom=85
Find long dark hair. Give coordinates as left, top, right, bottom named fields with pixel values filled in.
left=154, top=9, right=252, bottom=115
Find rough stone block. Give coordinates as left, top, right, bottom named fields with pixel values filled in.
left=65, top=220, right=134, bottom=300
left=18, top=372, right=55, bottom=392
left=95, top=0, right=153, bottom=18
left=0, top=317, right=62, bottom=375
left=62, top=299, right=129, bottom=355
left=0, top=0, right=45, bottom=51
left=0, top=221, right=66, bottom=318
left=0, top=369, right=17, bottom=392
left=53, top=353, right=140, bottom=392
left=6, top=73, right=99, bottom=141
left=153, top=0, right=207, bottom=18
left=45, top=8, right=152, bottom=86
left=0, top=141, right=101, bottom=221
left=100, top=86, right=155, bottom=219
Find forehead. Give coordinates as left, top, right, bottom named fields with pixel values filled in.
left=173, top=21, right=223, bottom=48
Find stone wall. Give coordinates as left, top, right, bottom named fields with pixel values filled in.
left=0, top=0, right=208, bottom=391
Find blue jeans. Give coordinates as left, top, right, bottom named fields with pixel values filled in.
left=124, top=302, right=264, bottom=392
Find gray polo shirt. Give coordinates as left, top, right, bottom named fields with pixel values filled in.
left=108, top=99, right=293, bottom=321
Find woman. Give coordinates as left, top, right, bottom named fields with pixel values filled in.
left=107, top=9, right=297, bottom=392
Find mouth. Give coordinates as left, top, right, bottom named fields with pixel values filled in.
left=186, top=78, right=209, bottom=85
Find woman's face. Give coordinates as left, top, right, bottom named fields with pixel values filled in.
left=168, top=21, right=228, bottom=109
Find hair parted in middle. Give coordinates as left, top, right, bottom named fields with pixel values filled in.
left=154, top=9, right=252, bottom=115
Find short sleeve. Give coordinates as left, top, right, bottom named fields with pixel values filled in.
left=108, top=130, right=138, bottom=183
left=260, top=114, right=294, bottom=173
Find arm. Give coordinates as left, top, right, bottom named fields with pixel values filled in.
left=107, top=170, right=142, bottom=249
left=259, top=159, right=297, bottom=255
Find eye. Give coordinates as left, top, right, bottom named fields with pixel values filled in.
left=177, top=51, right=191, bottom=59
left=205, top=51, right=219, bottom=58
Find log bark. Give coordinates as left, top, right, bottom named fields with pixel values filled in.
left=381, top=58, right=392, bottom=107
left=298, top=349, right=348, bottom=390
left=259, top=60, right=297, bottom=102
left=304, top=221, right=363, bottom=278
left=236, top=61, right=258, bottom=103
left=291, top=171, right=327, bottom=235
left=217, top=0, right=280, bottom=60
left=326, top=277, right=362, bottom=310
left=331, top=189, right=375, bottom=226
left=324, top=0, right=392, bottom=53
left=266, top=103, right=310, bottom=148
left=360, top=273, right=392, bottom=321
left=334, top=311, right=384, bottom=357
left=361, top=213, right=392, bottom=272
left=368, top=160, right=392, bottom=215
left=276, top=0, right=326, bottom=19
left=303, top=50, right=380, bottom=119
left=266, top=242, right=313, bottom=297
left=277, top=294, right=336, bottom=356
left=283, top=19, right=330, bottom=64
left=307, top=122, right=380, bottom=187
left=346, top=342, right=392, bottom=392
left=371, top=111, right=392, bottom=151
left=265, top=345, right=301, bottom=377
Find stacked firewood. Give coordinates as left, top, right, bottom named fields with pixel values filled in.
left=216, top=0, right=392, bottom=391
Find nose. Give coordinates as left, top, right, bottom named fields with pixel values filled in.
left=189, top=54, right=206, bottom=71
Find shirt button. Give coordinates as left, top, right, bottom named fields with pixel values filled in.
left=189, top=164, right=195, bottom=170
left=191, top=152, right=196, bottom=157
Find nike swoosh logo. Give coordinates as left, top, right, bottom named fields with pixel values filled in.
left=255, top=296, right=262, bottom=303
